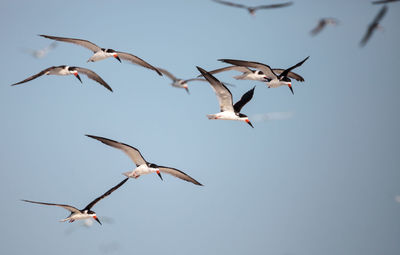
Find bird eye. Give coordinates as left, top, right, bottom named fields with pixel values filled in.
left=258, top=71, right=264, bottom=75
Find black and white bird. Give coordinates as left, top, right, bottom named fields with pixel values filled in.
left=360, top=6, right=387, bottom=47
left=218, top=57, right=309, bottom=95
left=86, top=135, right=202, bottom=186
left=212, top=0, right=293, bottom=16
left=11, top=65, right=113, bottom=92
left=197, top=66, right=255, bottom=128
left=23, top=41, right=58, bottom=59
left=21, top=178, right=128, bottom=225
left=40, top=35, right=162, bottom=76
left=199, top=65, right=303, bottom=83
left=157, top=67, right=208, bottom=94
left=372, top=0, right=400, bottom=4
left=310, top=18, right=339, bottom=36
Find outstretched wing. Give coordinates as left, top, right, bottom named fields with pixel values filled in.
left=12, top=66, right=59, bottom=86
left=219, top=59, right=277, bottom=79
left=233, top=86, right=255, bottom=113
left=116, top=51, right=162, bottom=76
left=84, top=178, right=129, bottom=210
left=213, top=0, right=248, bottom=9
left=21, top=199, right=80, bottom=213
left=39, top=35, right=101, bottom=53
left=254, top=2, right=293, bottom=10
left=158, top=166, right=202, bottom=186
left=73, top=67, right=113, bottom=92
left=272, top=69, right=304, bottom=81
left=157, top=67, right=178, bottom=81
left=278, top=56, right=309, bottom=79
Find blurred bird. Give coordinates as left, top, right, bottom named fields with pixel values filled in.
left=310, top=18, right=339, bottom=36
left=157, top=67, right=208, bottom=94
left=11, top=65, right=113, bottom=92
left=40, top=35, right=162, bottom=76
left=197, top=66, right=255, bottom=128
left=372, top=0, right=400, bottom=4
left=22, top=42, right=57, bottom=59
left=360, top=5, right=387, bottom=47
left=219, top=57, right=309, bottom=95
left=21, top=178, right=128, bottom=225
left=86, top=135, right=203, bottom=186
left=212, top=0, right=293, bottom=16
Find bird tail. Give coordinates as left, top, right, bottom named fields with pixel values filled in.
left=207, top=114, right=217, bottom=120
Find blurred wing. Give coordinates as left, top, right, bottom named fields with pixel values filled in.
left=158, top=166, right=202, bottom=186
left=21, top=199, right=80, bottom=213
left=219, top=59, right=277, bottom=79
left=360, top=26, right=375, bottom=47
left=272, top=69, right=304, bottom=81
left=213, top=0, right=248, bottom=9
left=86, top=135, right=147, bottom=166
left=183, top=78, right=209, bottom=83
left=74, top=67, right=113, bottom=92
left=372, top=0, right=399, bottom=3
left=116, top=52, right=162, bottom=76
left=310, top=20, right=326, bottom=35
left=157, top=67, right=178, bottom=81
left=39, top=35, right=101, bottom=53
left=11, top=66, right=58, bottom=86
left=254, top=2, right=293, bottom=10
left=278, top=56, right=309, bottom=78
left=200, top=66, right=253, bottom=77
left=197, top=66, right=234, bottom=112
left=233, top=86, right=255, bottom=113
left=372, top=5, right=388, bottom=24
left=84, top=178, right=129, bottom=210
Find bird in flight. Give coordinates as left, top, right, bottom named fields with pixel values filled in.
left=360, top=5, right=387, bottom=47
left=21, top=178, right=128, bottom=224
left=86, top=135, right=203, bottom=186
left=310, top=18, right=339, bottom=36
left=212, top=0, right=293, bottom=16
left=219, top=57, right=309, bottom=95
left=197, top=66, right=255, bottom=128
left=40, top=35, right=162, bottom=76
left=11, top=65, right=113, bottom=92
left=157, top=67, right=208, bottom=94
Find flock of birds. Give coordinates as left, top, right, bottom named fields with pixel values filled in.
left=16, top=0, right=397, bottom=226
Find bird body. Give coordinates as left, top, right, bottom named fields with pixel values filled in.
left=123, top=163, right=160, bottom=179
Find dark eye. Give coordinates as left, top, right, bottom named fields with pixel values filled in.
left=258, top=71, right=264, bottom=75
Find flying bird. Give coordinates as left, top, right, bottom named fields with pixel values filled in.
left=197, top=66, right=255, bottom=128
left=199, top=65, right=303, bottom=83
left=86, top=135, right=202, bottom=186
left=157, top=67, right=208, bottom=94
left=21, top=178, right=128, bottom=225
left=39, top=35, right=162, bottom=76
left=372, top=0, right=400, bottom=4
left=360, top=5, right=387, bottom=47
left=23, top=42, right=58, bottom=59
left=11, top=65, right=113, bottom=92
left=310, top=18, right=339, bottom=36
left=212, top=0, right=293, bottom=16
left=218, top=57, right=309, bottom=95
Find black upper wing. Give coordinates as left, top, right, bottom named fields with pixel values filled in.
left=233, top=86, right=255, bottom=113
left=278, top=56, right=309, bottom=79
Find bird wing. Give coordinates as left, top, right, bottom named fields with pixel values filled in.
left=359, top=6, right=387, bottom=47
left=372, top=5, right=388, bottom=24
left=213, top=0, right=248, bottom=9
left=83, top=178, right=129, bottom=211
left=157, top=67, right=178, bottom=81
left=157, top=166, right=202, bottom=186
left=199, top=65, right=253, bottom=77
left=310, top=20, right=326, bottom=35
left=86, top=135, right=147, bottom=167
left=183, top=78, right=209, bottom=83
left=372, top=0, right=399, bottom=4
left=39, top=35, right=101, bottom=53
left=115, top=51, right=162, bottom=76
left=233, top=86, right=255, bottom=113
left=272, top=69, right=304, bottom=81
left=11, top=66, right=59, bottom=86
left=254, top=2, right=293, bottom=10
left=73, top=67, right=113, bottom=92
left=218, top=59, right=277, bottom=79
left=21, top=199, right=80, bottom=213
left=196, top=66, right=234, bottom=112
left=278, top=56, right=309, bottom=79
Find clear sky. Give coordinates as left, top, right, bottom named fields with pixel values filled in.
left=0, top=0, right=399, bottom=255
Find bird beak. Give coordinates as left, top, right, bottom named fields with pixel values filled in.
left=183, top=84, right=190, bottom=94
left=245, top=119, right=254, bottom=128
left=74, top=73, right=82, bottom=83
left=93, top=215, right=102, bottom=225
left=113, top=54, right=121, bottom=63
left=288, top=83, right=294, bottom=95
left=156, top=169, right=163, bottom=181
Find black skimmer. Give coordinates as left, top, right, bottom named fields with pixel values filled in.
left=39, top=35, right=162, bottom=76
left=212, top=0, right=293, bottom=16
left=86, top=135, right=203, bottom=186
left=22, top=42, right=57, bottom=59
left=22, top=178, right=128, bottom=224
left=310, top=18, right=339, bottom=36
left=196, top=66, right=255, bottom=128
left=372, top=0, right=400, bottom=4
left=198, top=65, right=303, bottom=83
left=11, top=65, right=113, bottom=92
left=360, top=5, right=387, bottom=47
left=157, top=67, right=208, bottom=94
left=218, top=57, right=309, bottom=95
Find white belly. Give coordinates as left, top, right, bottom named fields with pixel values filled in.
left=171, top=80, right=185, bottom=88
left=207, top=111, right=240, bottom=121
left=88, top=51, right=113, bottom=62
left=267, top=79, right=288, bottom=88
left=49, top=69, right=70, bottom=76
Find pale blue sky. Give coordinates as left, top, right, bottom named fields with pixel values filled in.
left=0, top=1, right=399, bottom=255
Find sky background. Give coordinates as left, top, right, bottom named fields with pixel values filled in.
left=0, top=0, right=399, bottom=254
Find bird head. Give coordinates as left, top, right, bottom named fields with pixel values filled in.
left=239, top=113, right=254, bottom=128
left=106, top=49, right=121, bottom=63
left=88, top=210, right=102, bottom=225
left=69, top=67, right=82, bottom=83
